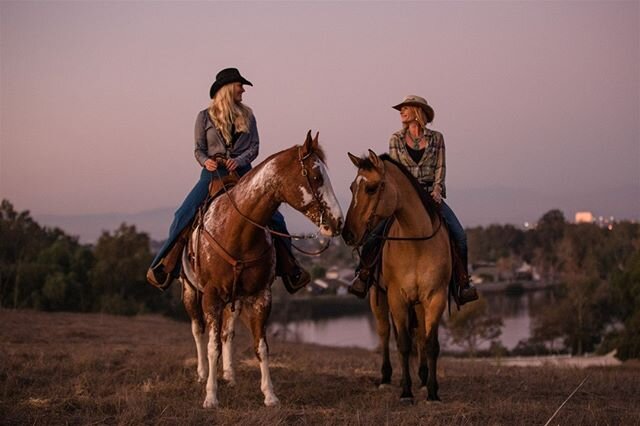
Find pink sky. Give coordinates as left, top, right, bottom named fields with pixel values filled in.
left=1, top=1, right=638, bottom=224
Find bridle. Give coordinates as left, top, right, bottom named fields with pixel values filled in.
left=213, top=147, right=332, bottom=254
left=357, top=164, right=443, bottom=246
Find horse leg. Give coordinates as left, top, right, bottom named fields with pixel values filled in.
left=414, top=304, right=428, bottom=391
left=421, top=294, right=446, bottom=401
left=182, top=279, right=207, bottom=383
left=202, top=292, right=223, bottom=409
left=221, top=302, right=240, bottom=386
left=388, top=291, right=413, bottom=403
left=369, top=285, right=392, bottom=387
left=245, top=288, right=280, bottom=406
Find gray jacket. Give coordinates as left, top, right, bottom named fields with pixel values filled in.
left=194, top=108, right=259, bottom=168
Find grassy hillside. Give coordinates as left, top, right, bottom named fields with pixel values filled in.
left=1, top=309, right=639, bottom=425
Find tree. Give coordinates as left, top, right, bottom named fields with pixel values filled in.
left=445, top=297, right=503, bottom=356
left=532, top=209, right=566, bottom=283
left=610, top=251, right=640, bottom=359
left=89, top=223, right=158, bottom=314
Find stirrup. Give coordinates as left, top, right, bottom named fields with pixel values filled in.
left=458, top=283, right=479, bottom=305
left=348, top=274, right=370, bottom=299
left=281, top=267, right=310, bottom=294
left=146, top=265, right=174, bottom=291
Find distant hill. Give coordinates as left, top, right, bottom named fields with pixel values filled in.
left=34, top=185, right=639, bottom=244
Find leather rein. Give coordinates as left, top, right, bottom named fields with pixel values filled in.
left=362, top=167, right=443, bottom=244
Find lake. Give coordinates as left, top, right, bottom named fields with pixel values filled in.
left=269, top=289, right=553, bottom=351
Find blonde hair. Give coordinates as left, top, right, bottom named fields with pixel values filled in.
left=208, top=84, right=251, bottom=146
left=402, top=106, right=428, bottom=129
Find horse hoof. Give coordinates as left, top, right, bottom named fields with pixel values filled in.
left=264, top=395, right=280, bottom=407
left=378, top=383, right=393, bottom=390
left=427, top=395, right=441, bottom=402
left=202, top=398, right=219, bottom=409
left=400, top=397, right=414, bottom=405
left=222, top=373, right=236, bottom=386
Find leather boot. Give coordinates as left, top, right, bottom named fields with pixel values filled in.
left=146, top=233, right=188, bottom=291
left=348, top=267, right=372, bottom=299
left=274, top=237, right=310, bottom=294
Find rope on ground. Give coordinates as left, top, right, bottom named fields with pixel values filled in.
left=543, top=375, right=589, bottom=426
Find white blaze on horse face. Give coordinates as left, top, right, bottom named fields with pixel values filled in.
left=353, top=175, right=369, bottom=209
left=313, top=159, right=343, bottom=235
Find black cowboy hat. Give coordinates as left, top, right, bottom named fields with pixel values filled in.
left=392, top=95, right=435, bottom=123
left=209, top=68, right=253, bottom=99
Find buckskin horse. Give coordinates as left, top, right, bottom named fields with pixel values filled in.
left=342, top=150, right=451, bottom=403
left=180, top=132, right=343, bottom=408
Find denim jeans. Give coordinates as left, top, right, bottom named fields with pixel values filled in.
left=440, top=201, right=467, bottom=265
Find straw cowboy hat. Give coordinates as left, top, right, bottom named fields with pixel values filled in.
left=209, top=68, right=253, bottom=99
left=392, top=95, right=434, bottom=123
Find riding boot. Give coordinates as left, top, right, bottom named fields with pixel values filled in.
left=274, top=237, right=310, bottom=294
left=146, top=229, right=189, bottom=291
left=348, top=266, right=373, bottom=299
left=457, top=254, right=478, bottom=305
left=348, top=225, right=387, bottom=299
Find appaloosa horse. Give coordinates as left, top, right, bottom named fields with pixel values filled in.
left=179, top=131, right=343, bottom=408
left=342, top=150, right=451, bottom=403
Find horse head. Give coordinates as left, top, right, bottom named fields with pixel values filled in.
left=277, top=131, right=343, bottom=237
left=342, top=150, right=399, bottom=246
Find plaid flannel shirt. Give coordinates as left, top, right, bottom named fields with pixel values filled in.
left=388, top=127, right=447, bottom=198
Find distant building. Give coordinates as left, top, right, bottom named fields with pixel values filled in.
left=575, top=211, right=594, bottom=224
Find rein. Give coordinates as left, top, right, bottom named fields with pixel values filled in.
left=362, top=165, right=444, bottom=245
left=213, top=148, right=331, bottom=255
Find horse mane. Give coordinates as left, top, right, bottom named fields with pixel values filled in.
left=358, top=154, right=440, bottom=223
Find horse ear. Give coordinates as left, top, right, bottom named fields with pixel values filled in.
left=312, top=131, right=319, bottom=149
left=368, top=149, right=384, bottom=173
left=302, top=130, right=313, bottom=156
left=348, top=152, right=362, bottom=168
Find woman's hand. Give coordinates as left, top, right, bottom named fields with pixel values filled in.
left=431, top=185, right=443, bottom=204
left=204, top=159, right=218, bottom=171
left=225, top=158, right=238, bottom=172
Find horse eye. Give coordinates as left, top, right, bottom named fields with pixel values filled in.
left=365, top=184, right=378, bottom=195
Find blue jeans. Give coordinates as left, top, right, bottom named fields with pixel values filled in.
left=150, top=165, right=290, bottom=275
left=440, top=201, right=467, bottom=266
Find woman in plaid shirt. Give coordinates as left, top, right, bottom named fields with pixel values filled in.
left=349, top=95, right=478, bottom=305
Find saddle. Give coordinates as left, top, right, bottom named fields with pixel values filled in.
left=185, top=172, right=240, bottom=282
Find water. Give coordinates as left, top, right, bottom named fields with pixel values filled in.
left=270, top=290, right=552, bottom=351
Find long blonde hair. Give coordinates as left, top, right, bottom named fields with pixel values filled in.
left=402, top=106, right=428, bottom=129
left=208, top=84, right=251, bottom=146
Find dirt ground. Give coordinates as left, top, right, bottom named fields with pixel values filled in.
left=1, top=309, right=639, bottom=425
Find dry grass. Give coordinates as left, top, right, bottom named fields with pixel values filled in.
left=1, top=309, right=639, bottom=425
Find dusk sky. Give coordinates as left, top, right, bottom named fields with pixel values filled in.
left=1, top=1, right=638, bottom=235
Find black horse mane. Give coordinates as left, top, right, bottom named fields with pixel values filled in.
left=358, top=153, right=440, bottom=223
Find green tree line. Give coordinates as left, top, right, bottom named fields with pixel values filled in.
left=0, top=200, right=183, bottom=317
left=1, top=200, right=639, bottom=358
left=467, top=209, right=640, bottom=359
